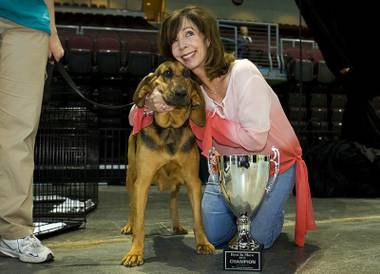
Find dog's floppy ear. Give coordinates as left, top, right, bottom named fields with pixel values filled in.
left=133, top=72, right=157, bottom=107
left=189, top=81, right=206, bottom=127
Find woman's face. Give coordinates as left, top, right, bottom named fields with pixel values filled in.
left=171, top=18, right=209, bottom=75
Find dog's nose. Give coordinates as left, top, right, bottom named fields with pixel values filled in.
left=174, top=89, right=187, bottom=98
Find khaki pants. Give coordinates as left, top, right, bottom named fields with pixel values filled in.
left=0, top=19, right=48, bottom=239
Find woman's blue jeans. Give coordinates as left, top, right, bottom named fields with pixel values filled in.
left=201, top=164, right=296, bottom=249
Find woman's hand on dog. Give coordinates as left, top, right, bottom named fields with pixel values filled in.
left=128, top=87, right=174, bottom=126
left=145, top=87, right=174, bottom=113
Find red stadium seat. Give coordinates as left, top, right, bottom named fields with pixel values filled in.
left=67, top=35, right=94, bottom=75
left=94, top=36, right=122, bottom=76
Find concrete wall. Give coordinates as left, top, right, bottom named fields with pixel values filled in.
left=165, top=0, right=304, bottom=25
left=126, top=0, right=143, bottom=11
left=65, top=0, right=304, bottom=25
left=65, top=0, right=142, bottom=10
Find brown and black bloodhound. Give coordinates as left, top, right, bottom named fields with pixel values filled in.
left=121, top=61, right=215, bottom=267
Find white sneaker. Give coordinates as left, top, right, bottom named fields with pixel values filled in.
left=0, top=234, right=54, bottom=263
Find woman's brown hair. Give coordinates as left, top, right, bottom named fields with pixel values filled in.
left=159, top=6, right=235, bottom=81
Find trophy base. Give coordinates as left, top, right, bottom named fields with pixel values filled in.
left=223, top=249, right=262, bottom=271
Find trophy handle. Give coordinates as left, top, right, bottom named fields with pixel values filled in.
left=207, top=147, right=218, bottom=181
left=265, top=146, right=280, bottom=194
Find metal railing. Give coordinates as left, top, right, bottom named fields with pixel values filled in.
left=279, top=38, right=318, bottom=71
left=217, top=20, right=285, bottom=82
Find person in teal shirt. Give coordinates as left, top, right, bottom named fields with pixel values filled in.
left=0, top=0, right=64, bottom=263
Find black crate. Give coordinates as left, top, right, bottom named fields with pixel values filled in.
left=99, top=127, right=130, bottom=184
left=34, top=128, right=99, bottom=182
left=33, top=107, right=99, bottom=236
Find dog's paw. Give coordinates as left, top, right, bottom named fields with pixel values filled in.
left=173, top=225, right=188, bottom=235
left=121, top=252, right=144, bottom=267
left=196, top=242, right=215, bottom=255
left=121, top=224, right=133, bottom=234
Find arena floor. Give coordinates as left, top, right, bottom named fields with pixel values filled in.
left=1, top=185, right=379, bottom=274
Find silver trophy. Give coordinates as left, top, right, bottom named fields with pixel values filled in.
left=208, top=146, right=280, bottom=271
